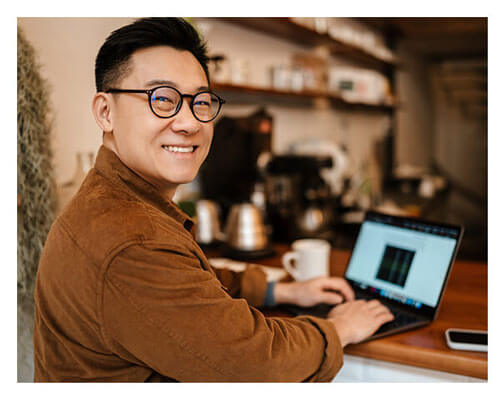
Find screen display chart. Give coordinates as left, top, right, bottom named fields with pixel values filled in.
left=345, top=220, right=457, bottom=307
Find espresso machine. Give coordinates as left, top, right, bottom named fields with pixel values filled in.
left=199, top=108, right=272, bottom=221
left=198, top=108, right=336, bottom=251
left=264, top=154, right=334, bottom=242
left=197, top=108, right=276, bottom=260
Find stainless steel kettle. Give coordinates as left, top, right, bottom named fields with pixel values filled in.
left=195, top=200, right=225, bottom=245
left=224, top=203, right=270, bottom=251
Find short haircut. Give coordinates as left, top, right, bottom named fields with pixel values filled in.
left=95, top=17, right=209, bottom=92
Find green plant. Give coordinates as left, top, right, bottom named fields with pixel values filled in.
left=17, top=27, right=58, bottom=298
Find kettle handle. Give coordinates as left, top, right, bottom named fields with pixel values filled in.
left=215, top=231, right=227, bottom=242
left=282, top=251, right=300, bottom=280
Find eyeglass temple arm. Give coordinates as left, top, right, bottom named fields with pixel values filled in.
left=106, top=89, right=151, bottom=94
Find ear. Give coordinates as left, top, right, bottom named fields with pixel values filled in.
left=92, top=92, right=114, bottom=133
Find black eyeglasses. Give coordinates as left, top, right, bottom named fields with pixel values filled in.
left=106, top=85, right=226, bottom=123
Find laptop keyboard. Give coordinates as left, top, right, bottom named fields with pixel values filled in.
left=279, top=291, right=423, bottom=337
left=374, top=307, right=419, bottom=335
left=354, top=290, right=421, bottom=335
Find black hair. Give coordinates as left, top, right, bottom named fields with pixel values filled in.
left=94, top=17, right=209, bottom=92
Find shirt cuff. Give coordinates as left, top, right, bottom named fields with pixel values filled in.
left=263, top=281, right=277, bottom=307
left=240, top=265, right=268, bottom=307
left=295, top=315, right=344, bottom=382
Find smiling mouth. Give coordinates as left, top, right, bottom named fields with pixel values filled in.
left=162, top=145, right=198, bottom=153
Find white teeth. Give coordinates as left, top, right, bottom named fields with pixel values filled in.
left=163, top=145, right=195, bottom=153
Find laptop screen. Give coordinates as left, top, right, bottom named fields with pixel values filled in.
left=344, top=212, right=462, bottom=316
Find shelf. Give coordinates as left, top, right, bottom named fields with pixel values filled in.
left=208, top=18, right=398, bottom=113
left=217, top=17, right=396, bottom=72
left=212, top=82, right=395, bottom=112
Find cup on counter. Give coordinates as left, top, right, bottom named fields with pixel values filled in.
left=282, top=239, right=331, bottom=281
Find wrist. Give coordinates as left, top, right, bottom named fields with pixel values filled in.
left=273, top=282, right=295, bottom=305
left=330, top=319, right=350, bottom=347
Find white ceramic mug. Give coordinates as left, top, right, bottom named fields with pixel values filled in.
left=282, top=239, right=331, bottom=281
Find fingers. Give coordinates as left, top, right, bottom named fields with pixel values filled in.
left=382, top=311, right=395, bottom=323
left=320, top=277, right=355, bottom=301
left=369, top=307, right=394, bottom=329
left=320, top=291, right=344, bottom=305
left=373, top=311, right=395, bottom=330
left=365, top=299, right=394, bottom=318
left=366, top=299, right=383, bottom=309
left=373, top=306, right=394, bottom=320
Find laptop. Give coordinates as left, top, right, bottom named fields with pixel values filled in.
left=280, top=211, right=464, bottom=341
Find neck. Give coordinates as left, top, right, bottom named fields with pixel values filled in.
left=159, top=185, right=178, bottom=202
left=102, top=137, right=178, bottom=202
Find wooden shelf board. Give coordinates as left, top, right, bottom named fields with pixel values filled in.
left=217, top=17, right=397, bottom=71
left=212, top=82, right=395, bottom=112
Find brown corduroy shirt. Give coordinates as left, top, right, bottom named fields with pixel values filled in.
left=33, top=145, right=343, bottom=382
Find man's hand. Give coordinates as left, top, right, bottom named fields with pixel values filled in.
left=327, top=299, right=394, bottom=347
left=273, top=277, right=355, bottom=307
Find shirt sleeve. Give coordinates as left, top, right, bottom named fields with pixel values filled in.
left=101, top=243, right=343, bottom=382
left=210, top=265, right=268, bottom=307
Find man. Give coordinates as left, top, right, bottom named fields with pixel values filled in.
left=33, top=17, right=393, bottom=382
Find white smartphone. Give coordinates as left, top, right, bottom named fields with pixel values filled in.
left=445, top=328, right=488, bottom=352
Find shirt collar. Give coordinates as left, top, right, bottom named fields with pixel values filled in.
left=94, top=145, right=195, bottom=234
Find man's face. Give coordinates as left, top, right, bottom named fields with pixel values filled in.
left=105, top=45, right=213, bottom=197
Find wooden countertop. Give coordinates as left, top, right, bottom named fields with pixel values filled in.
left=206, top=243, right=488, bottom=379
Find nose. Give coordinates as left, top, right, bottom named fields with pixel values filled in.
left=170, top=98, right=201, bottom=135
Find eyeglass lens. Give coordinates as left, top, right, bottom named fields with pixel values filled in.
left=150, top=87, right=220, bottom=121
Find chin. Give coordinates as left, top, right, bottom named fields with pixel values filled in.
left=166, top=172, right=198, bottom=185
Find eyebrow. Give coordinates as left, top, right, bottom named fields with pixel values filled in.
left=144, top=79, right=210, bottom=91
